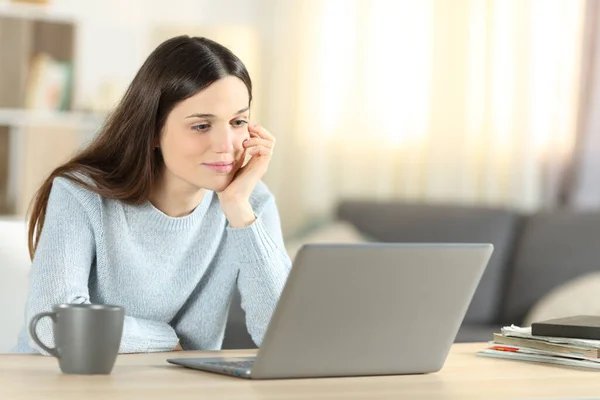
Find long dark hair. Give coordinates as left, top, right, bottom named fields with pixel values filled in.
left=28, top=35, right=252, bottom=259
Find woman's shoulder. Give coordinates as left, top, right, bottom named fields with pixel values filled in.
left=50, top=173, right=102, bottom=211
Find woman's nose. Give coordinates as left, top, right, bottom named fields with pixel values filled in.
left=211, top=127, right=235, bottom=153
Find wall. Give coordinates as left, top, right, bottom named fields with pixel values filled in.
left=48, top=0, right=267, bottom=112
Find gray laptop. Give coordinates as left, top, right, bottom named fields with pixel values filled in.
left=167, top=242, right=493, bottom=379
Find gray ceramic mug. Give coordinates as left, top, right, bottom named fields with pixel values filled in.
left=29, top=304, right=124, bottom=374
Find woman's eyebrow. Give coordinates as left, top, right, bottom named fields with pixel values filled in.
left=233, top=107, right=250, bottom=115
left=186, top=113, right=215, bottom=119
left=186, top=107, right=250, bottom=119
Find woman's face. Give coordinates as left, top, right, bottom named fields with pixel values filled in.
left=159, top=76, right=250, bottom=192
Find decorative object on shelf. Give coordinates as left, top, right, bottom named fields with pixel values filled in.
left=10, top=0, right=51, bottom=4
left=24, top=52, right=72, bottom=111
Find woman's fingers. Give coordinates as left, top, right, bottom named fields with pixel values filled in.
left=248, top=123, right=275, bottom=143
left=243, top=137, right=274, bottom=149
left=247, top=144, right=272, bottom=157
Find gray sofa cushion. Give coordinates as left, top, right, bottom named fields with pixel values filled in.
left=455, top=324, right=501, bottom=343
left=222, top=288, right=256, bottom=349
left=336, top=201, right=521, bottom=325
left=501, top=210, right=600, bottom=325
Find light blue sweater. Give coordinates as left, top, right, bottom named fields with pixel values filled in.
left=14, top=176, right=291, bottom=354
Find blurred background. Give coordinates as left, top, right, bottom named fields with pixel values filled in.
left=4, top=0, right=600, bottom=350
left=0, top=0, right=598, bottom=233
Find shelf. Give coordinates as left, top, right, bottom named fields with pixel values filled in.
left=0, top=2, right=88, bottom=215
left=0, top=108, right=104, bottom=130
left=0, top=1, right=77, bottom=23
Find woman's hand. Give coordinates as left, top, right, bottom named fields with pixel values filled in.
left=217, top=123, right=275, bottom=228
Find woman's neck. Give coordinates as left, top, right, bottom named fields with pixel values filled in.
left=148, top=171, right=206, bottom=218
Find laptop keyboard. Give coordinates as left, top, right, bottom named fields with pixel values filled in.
left=206, top=360, right=254, bottom=369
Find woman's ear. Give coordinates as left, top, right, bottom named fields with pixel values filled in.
left=154, top=129, right=164, bottom=149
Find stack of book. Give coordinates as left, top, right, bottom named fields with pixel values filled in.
left=477, top=325, right=600, bottom=369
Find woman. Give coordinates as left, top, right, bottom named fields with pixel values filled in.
left=14, top=35, right=291, bottom=354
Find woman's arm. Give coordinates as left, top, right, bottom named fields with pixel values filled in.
left=224, top=186, right=292, bottom=346
left=26, top=178, right=179, bottom=355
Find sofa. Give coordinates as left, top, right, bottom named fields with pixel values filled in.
left=0, top=217, right=29, bottom=353
left=222, top=200, right=600, bottom=349
left=3, top=200, right=600, bottom=352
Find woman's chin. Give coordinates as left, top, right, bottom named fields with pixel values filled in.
left=206, top=176, right=235, bottom=192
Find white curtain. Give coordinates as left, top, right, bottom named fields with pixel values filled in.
left=260, top=0, right=585, bottom=234
left=569, top=0, right=600, bottom=208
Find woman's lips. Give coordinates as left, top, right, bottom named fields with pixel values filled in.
left=203, top=161, right=234, bottom=173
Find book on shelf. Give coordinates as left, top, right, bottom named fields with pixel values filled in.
left=25, top=52, right=72, bottom=111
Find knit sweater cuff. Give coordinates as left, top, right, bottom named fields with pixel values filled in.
left=119, top=317, right=179, bottom=354
left=226, top=216, right=286, bottom=265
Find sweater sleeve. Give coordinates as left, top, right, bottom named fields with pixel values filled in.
left=26, top=178, right=179, bottom=355
left=224, top=184, right=292, bottom=346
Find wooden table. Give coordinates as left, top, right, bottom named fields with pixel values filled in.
left=2, top=343, right=600, bottom=399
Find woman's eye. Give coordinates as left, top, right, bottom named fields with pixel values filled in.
left=232, top=120, right=248, bottom=127
left=192, top=124, right=210, bottom=131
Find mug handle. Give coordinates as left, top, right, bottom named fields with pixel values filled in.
left=29, top=312, right=59, bottom=357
